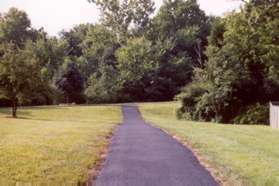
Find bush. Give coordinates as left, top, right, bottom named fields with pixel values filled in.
left=233, top=103, right=269, bottom=125
left=176, top=82, right=210, bottom=120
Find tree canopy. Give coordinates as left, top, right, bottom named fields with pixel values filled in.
left=178, top=0, right=279, bottom=124
left=0, top=0, right=278, bottom=124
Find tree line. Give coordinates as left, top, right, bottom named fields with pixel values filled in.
left=0, top=0, right=278, bottom=124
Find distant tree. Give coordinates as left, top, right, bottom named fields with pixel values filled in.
left=80, top=24, right=118, bottom=77
left=149, top=0, right=211, bottom=67
left=60, top=24, right=93, bottom=57
left=25, top=31, right=65, bottom=81
left=207, top=17, right=225, bottom=48
left=88, top=0, right=155, bottom=42
left=116, top=37, right=155, bottom=82
left=22, top=34, right=66, bottom=105
left=78, top=24, right=121, bottom=103
left=56, top=60, right=85, bottom=103
left=85, top=64, right=120, bottom=103
left=115, top=37, right=158, bottom=100
left=141, top=0, right=211, bottom=100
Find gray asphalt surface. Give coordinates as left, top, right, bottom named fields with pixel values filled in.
left=95, top=105, right=218, bottom=186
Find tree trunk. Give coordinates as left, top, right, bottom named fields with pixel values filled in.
left=11, top=100, right=17, bottom=118
left=194, top=39, right=203, bottom=68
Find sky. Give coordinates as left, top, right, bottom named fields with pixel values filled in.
left=0, top=0, right=243, bottom=36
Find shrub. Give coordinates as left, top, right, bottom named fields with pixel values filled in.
left=176, top=82, right=209, bottom=120
left=233, top=103, right=269, bottom=125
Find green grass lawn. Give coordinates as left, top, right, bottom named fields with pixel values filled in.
left=139, top=102, right=279, bottom=186
left=0, top=105, right=121, bottom=185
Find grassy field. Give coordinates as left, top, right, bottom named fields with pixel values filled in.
left=139, top=102, right=279, bottom=186
left=0, top=105, right=121, bottom=185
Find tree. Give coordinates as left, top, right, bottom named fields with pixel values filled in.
left=22, top=34, right=66, bottom=105
left=60, top=24, right=93, bottom=57
left=56, top=60, right=85, bottom=103
left=25, top=31, right=65, bottom=81
left=85, top=64, right=120, bottom=103
left=116, top=37, right=157, bottom=101
left=0, top=43, right=43, bottom=117
left=0, top=8, right=49, bottom=117
left=0, top=8, right=32, bottom=47
left=149, top=0, right=211, bottom=67
left=143, top=0, right=211, bottom=100
left=88, top=0, right=155, bottom=42
left=178, top=0, right=279, bottom=124
left=80, top=24, right=118, bottom=77
left=117, top=37, right=155, bottom=82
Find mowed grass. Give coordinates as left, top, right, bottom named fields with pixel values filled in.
left=0, top=105, right=121, bottom=185
left=139, top=102, right=279, bottom=186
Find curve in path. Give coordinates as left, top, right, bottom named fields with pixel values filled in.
left=95, top=105, right=218, bottom=186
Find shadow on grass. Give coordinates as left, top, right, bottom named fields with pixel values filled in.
left=0, top=108, right=31, bottom=117
left=0, top=106, right=71, bottom=121
left=0, top=104, right=118, bottom=121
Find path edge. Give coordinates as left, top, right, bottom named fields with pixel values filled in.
left=144, top=122, right=223, bottom=186
left=88, top=122, right=122, bottom=186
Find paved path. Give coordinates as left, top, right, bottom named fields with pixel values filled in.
left=95, top=105, right=218, bottom=186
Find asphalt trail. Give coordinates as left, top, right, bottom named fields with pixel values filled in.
left=95, top=105, right=218, bottom=186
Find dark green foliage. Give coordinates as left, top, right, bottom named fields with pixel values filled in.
left=149, top=0, right=211, bottom=66
left=56, top=61, right=85, bottom=103
left=85, top=65, right=120, bottom=103
left=176, top=82, right=210, bottom=120
left=178, top=1, right=279, bottom=124
left=143, top=0, right=212, bottom=100
left=60, top=24, right=93, bottom=57
left=233, top=103, right=269, bottom=125
left=2, top=1, right=277, bottom=125
left=207, top=17, right=225, bottom=48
